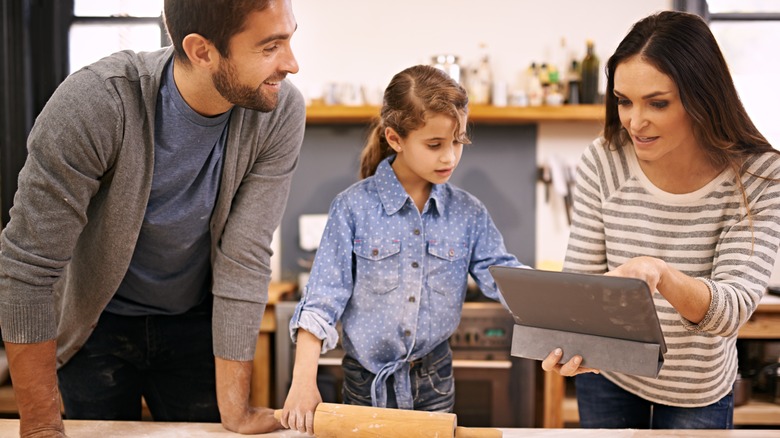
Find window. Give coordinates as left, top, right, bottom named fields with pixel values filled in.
left=706, top=0, right=780, bottom=147
left=69, top=0, right=166, bottom=73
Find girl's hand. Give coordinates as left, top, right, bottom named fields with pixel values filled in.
left=280, top=380, right=322, bottom=436
left=541, top=348, right=600, bottom=376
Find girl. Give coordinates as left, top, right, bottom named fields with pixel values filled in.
left=542, top=11, right=780, bottom=429
left=280, top=65, right=524, bottom=434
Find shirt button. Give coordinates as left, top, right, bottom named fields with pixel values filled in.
left=371, top=249, right=379, bottom=256
left=413, top=229, right=421, bottom=235
left=448, top=248, right=455, bottom=257
left=411, top=261, right=419, bottom=268
left=409, top=296, right=416, bottom=303
left=404, top=330, right=411, bottom=337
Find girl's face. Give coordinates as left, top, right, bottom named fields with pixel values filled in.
left=387, top=112, right=467, bottom=187
left=614, top=56, right=701, bottom=166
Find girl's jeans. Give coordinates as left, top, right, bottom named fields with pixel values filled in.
left=341, top=340, right=455, bottom=412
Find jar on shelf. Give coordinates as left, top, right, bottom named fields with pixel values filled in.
left=432, top=54, right=462, bottom=84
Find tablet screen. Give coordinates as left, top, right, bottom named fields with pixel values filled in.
left=489, top=266, right=666, bottom=349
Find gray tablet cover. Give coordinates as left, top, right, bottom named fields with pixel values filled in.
left=489, top=266, right=666, bottom=378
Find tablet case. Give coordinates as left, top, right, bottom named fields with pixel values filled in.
left=489, top=266, right=666, bottom=378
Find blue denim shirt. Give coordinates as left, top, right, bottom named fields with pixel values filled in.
left=290, top=156, right=524, bottom=409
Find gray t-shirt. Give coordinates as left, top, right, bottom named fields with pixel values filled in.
left=106, top=59, right=230, bottom=315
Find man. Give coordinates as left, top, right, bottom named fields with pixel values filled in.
left=0, top=0, right=304, bottom=436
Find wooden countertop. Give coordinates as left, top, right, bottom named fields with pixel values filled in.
left=305, top=104, right=605, bottom=124
left=0, top=420, right=776, bottom=437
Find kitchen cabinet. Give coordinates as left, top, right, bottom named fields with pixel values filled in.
left=542, top=296, right=780, bottom=428
left=305, top=103, right=605, bottom=124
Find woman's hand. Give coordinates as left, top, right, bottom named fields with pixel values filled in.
left=607, top=256, right=710, bottom=323
left=605, top=256, right=667, bottom=292
left=541, top=348, right=600, bottom=377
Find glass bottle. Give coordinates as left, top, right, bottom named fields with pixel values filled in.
left=526, top=62, right=543, bottom=107
left=567, top=60, right=581, bottom=105
left=579, top=40, right=600, bottom=104
left=469, top=43, right=493, bottom=105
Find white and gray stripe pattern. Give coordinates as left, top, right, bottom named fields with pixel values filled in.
left=564, top=138, right=780, bottom=407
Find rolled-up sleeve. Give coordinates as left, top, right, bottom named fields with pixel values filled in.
left=289, top=193, right=356, bottom=353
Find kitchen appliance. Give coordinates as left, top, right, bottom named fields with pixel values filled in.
left=275, top=300, right=538, bottom=427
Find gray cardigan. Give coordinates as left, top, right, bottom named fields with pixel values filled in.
left=0, top=47, right=306, bottom=365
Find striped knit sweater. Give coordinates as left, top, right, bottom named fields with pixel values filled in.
left=564, top=138, right=780, bottom=407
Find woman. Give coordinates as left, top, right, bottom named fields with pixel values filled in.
left=543, top=11, right=780, bottom=429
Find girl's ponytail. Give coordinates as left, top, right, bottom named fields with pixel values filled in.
left=359, top=120, right=393, bottom=179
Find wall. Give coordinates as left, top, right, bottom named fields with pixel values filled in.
left=280, top=124, right=538, bottom=282
left=289, top=0, right=671, bottom=104
left=281, top=0, right=671, bottom=275
left=535, top=121, right=602, bottom=269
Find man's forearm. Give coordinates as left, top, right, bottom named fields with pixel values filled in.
left=215, top=357, right=253, bottom=427
left=6, top=340, right=65, bottom=437
left=215, top=357, right=280, bottom=434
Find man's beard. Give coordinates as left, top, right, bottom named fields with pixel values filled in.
left=212, top=59, right=281, bottom=113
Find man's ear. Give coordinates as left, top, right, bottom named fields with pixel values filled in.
left=385, top=127, right=402, bottom=152
left=181, top=33, right=218, bottom=69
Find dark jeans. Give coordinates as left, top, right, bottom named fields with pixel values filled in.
left=341, top=341, right=455, bottom=412
left=575, top=373, right=734, bottom=429
left=57, top=300, right=220, bottom=422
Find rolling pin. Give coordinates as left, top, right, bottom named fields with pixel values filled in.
left=274, top=403, right=501, bottom=438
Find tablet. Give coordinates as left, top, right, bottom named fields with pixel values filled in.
left=489, top=265, right=667, bottom=378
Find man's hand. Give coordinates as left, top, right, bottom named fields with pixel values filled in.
left=18, top=427, right=67, bottom=438
left=215, top=357, right=282, bottom=434
left=5, top=340, right=66, bottom=437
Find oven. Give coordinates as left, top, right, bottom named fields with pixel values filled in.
left=274, top=300, right=538, bottom=427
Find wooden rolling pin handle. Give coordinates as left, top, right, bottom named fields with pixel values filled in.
left=275, top=405, right=502, bottom=438
left=455, top=426, right=503, bottom=438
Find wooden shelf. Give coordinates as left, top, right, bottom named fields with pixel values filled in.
left=734, top=397, right=780, bottom=426
left=734, top=296, right=780, bottom=339
left=305, top=104, right=605, bottom=125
